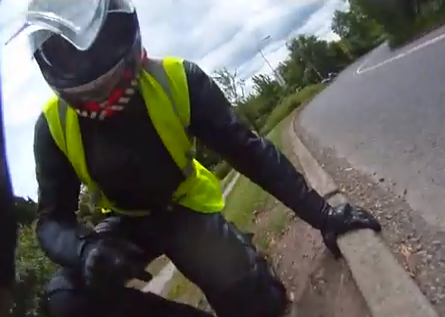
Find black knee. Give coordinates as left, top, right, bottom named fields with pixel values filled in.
left=208, top=256, right=289, bottom=317
left=42, top=269, right=91, bottom=317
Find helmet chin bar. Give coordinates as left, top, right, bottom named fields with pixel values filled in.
left=75, top=75, right=139, bottom=120
left=73, top=46, right=145, bottom=120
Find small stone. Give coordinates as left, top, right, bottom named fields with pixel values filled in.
left=415, top=244, right=423, bottom=252
left=385, top=214, right=393, bottom=220
left=379, top=178, right=385, bottom=182
left=432, top=240, right=441, bottom=246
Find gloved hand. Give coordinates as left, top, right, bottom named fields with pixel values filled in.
left=80, top=238, right=148, bottom=291
left=321, top=203, right=381, bottom=259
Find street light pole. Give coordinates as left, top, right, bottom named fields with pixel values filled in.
left=258, top=35, right=286, bottom=86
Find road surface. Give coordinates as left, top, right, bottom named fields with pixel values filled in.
left=299, top=25, right=445, bottom=229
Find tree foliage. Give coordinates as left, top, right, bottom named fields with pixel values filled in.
left=12, top=197, right=55, bottom=317
left=212, top=68, right=247, bottom=105
left=352, top=0, right=445, bottom=46
left=332, top=1, right=384, bottom=56
left=14, top=224, right=56, bottom=317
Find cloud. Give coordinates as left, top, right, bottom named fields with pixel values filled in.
left=0, top=0, right=346, bottom=199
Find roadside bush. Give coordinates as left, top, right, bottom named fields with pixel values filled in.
left=13, top=223, right=57, bottom=317
left=260, top=83, right=325, bottom=135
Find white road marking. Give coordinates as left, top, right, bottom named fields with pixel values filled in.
left=357, top=32, right=445, bottom=75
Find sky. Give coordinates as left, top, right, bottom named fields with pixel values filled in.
left=0, top=0, right=348, bottom=200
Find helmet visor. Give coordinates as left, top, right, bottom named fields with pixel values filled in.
left=4, top=0, right=135, bottom=51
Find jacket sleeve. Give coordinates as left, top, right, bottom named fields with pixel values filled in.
left=34, top=114, right=92, bottom=268
left=184, top=61, right=330, bottom=229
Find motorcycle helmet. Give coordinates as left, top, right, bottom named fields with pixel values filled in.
left=24, top=0, right=144, bottom=119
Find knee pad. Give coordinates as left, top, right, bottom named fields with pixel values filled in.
left=42, top=269, right=86, bottom=317
left=207, top=256, right=290, bottom=317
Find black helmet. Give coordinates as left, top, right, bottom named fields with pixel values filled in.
left=29, top=0, right=143, bottom=119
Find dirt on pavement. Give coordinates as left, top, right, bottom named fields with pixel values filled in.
left=296, top=118, right=445, bottom=316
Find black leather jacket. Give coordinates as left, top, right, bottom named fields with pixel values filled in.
left=34, top=60, right=329, bottom=268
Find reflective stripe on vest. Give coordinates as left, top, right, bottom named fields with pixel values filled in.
left=43, top=57, right=224, bottom=215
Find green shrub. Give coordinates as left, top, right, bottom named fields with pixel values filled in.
left=13, top=223, right=57, bottom=317
left=259, top=83, right=325, bottom=135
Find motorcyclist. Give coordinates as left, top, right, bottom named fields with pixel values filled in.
left=22, top=0, right=381, bottom=317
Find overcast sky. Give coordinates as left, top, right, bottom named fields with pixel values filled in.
left=0, top=0, right=348, bottom=200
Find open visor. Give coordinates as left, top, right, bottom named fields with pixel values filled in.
left=4, top=0, right=135, bottom=52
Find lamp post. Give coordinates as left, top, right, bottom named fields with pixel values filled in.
left=258, top=35, right=286, bottom=86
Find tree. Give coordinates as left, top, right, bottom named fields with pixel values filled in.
left=351, top=0, right=435, bottom=46
left=250, top=74, right=283, bottom=116
left=277, top=59, right=305, bottom=93
left=212, top=67, right=260, bottom=131
left=332, top=1, right=384, bottom=57
left=212, top=68, right=247, bottom=105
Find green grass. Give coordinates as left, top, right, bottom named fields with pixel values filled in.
left=222, top=123, right=284, bottom=230
left=146, top=256, right=170, bottom=276
left=212, top=161, right=232, bottom=180
left=166, top=271, right=206, bottom=305
left=220, top=169, right=236, bottom=191
left=259, top=83, right=326, bottom=135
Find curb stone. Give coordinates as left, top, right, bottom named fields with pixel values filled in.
left=289, top=112, right=439, bottom=317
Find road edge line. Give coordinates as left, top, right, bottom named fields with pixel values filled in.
left=289, top=112, right=439, bottom=317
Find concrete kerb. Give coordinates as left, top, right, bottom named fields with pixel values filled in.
left=289, top=112, right=439, bottom=317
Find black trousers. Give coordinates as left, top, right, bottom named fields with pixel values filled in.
left=43, top=207, right=289, bottom=317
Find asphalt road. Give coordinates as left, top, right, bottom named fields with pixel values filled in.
left=299, top=25, right=445, bottom=230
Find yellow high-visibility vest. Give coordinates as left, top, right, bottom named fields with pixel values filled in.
left=43, top=57, right=224, bottom=216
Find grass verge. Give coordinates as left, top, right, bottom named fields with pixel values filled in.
left=259, top=83, right=326, bottom=135
left=219, top=169, right=236, bottom=191
left=212, top=161, right=232, bottom=180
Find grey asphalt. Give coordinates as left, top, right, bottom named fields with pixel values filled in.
left=299, top=25, right=445, bottom=230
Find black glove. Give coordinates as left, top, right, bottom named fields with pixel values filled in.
left=80, top=238, right=149, bottom=292
left=321, top=203, right=381, bottom=259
